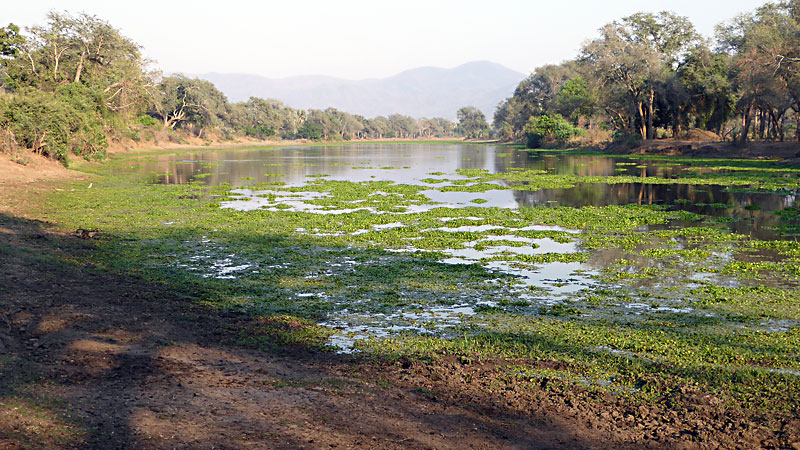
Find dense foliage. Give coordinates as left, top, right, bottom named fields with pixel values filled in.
left=523, top=113, right=582, bottom=148
left=0, top=12, right=464, bottom=165
left=494, top=2, right=800, bottom=146
left=456, top=106, right=490, bottom=139
left=0, top=85, right=108, bottom=162
left=2, top=2, right=798, bottom=161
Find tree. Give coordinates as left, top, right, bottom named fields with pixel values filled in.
left=388, top=114, right=417, bottom=138
left=0, top=24, right=25, bottom=59
left=494, top=63, right=578, bottom=139
left=432, top=117, right=456, bottom=137
left=582, top=24, right=657, bottom=139
left=147, top=75, right=229, bottom=135
left=581, top=12, right=699, bottom=139
left=717, top=2, right=799, bottom=141
left=555, top=76, right=597, bottom=124
left=366, top=116, right=391, bottom=138
left=624, top=12, right=699, bottom=65
left=296, top=120, right=323, bottom=140
left=678, top=44, right=735, bottom=135
left=0, top=23, right=25, bottom=85
left=457, top=106, right=489, bottom=139
left=1, top=12, right=150, bottom=119
left=229, top=97, right=302, bottom=138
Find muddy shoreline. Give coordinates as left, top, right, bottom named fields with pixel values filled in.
left=606, top=139, right=800, bottom=162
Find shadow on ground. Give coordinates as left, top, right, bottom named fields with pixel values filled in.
left=0, top=211, right=624, bottom=449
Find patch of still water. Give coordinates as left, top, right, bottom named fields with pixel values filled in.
left=141, top=144, right=799, bottom=351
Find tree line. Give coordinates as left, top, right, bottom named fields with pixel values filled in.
left=493, top=1, right=800, bottom=147
left=0, top=12, right=492, bottom=165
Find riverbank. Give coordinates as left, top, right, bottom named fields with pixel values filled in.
left=1, top=142, right=799, bottom=449
left=107, top=136, right=486, bottom=155
left=607, top=139, right=800, bottom=162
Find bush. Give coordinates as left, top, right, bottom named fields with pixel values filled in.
left=296, top=121, right=324, bottom=140
left=243, top=124, right=275, bottom=138
left=0, top=125, right=19, bottom=155
left=0, top=89, right=73, bottom=162
left=0, top=84, right=108, bottom=164
left=57, top=84, right=108, bottom=159
left=137, top=114, right=159, bottom=127
left=523, top=113, right=581, bottom=148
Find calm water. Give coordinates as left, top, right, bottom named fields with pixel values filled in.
left=138, top=144, right=799, bottom=350
left=142, top=143, right=798, bottom=240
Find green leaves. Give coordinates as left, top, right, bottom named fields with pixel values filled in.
left=0, top=85, right=108, bottom=163
left=456, top=106, right=490, bottom=139
left=523, top=113, right=582, bottom=148
left=0, top=23, right=24, bottom=58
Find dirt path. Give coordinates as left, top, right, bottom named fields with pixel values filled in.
left=1, top=152, right=798, bottom=449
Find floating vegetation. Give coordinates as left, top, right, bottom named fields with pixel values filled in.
left=771, top=208, right=800, bottom=236
left=49, top=143, right=800, bottom=413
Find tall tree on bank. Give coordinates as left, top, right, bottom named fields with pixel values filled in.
left=717, top=0, right=800, bottom=141
left=0, top=13, right=152, bottom=162
left=676, top=44, right=736, bottom=136
left=581, top=12, right=699, bottom=140
left=457, top=106, right=490, bottom=139
left=147, top=74, right=229, bottom=136
left=3, top=12, right=150, bottom=116
left=495, top=4, right=800, bottom=146
left=493, top=63, right=577, bottom=140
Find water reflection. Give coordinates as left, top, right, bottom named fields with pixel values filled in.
left=147, top=144, right=483, bottom=187
left=141, top=144, right=797, bottom=240
left=137, top=144, right=799, bottom=350
left=512, top=183, right=797, bottom=240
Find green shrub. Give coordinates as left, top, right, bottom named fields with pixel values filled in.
left=524, top=113, right=581, bottom=148
left=137, top=114, right=159, bottom=127
left=0, top=84, right=108, bottom=164
left=243, top=124, right=275, bottom=138
left=0, top=89, right=73, bottom=162
left=297, top=121, right=324, bottom=140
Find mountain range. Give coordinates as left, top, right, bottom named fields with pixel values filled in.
left=190, top=61, right=525, bottom=121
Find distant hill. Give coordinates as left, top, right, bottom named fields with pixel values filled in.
left=190, top=61, right=525, bottom=121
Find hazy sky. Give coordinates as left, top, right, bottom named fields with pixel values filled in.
left=8, top=0, right=769, bottom=80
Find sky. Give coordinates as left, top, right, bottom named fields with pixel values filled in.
left=7, top=0, right=770, bottom=80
